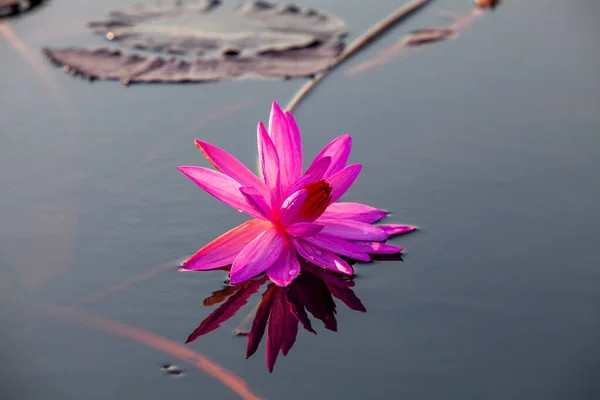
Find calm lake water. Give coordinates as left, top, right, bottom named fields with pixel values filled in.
left=2, top=0, right=600, bottom=399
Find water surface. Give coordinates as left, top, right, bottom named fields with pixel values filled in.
left=1, top=0, right=600, bottom=399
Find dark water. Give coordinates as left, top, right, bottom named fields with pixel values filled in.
left=2, top=0, right=600, bottom=399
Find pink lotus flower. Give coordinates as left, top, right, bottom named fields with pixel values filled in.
left=177, top=101, right=415, bottom=286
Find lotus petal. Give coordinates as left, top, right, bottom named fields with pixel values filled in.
left=230, top=227, right=285, bottom=284
left=322, top=202, right=388, bottom=223
left=182, top=219, right=269, bottom=271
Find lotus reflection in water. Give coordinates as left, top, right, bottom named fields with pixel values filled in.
left=187, top=262, right=373, bottom=372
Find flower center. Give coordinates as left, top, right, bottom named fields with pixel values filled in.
left=299, top=179, right=332, bottom=220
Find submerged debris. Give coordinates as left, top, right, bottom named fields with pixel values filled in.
left=402, top=28, right=454, bottom=46
left=160, top=363, right=185, bottom=376
left=43, top=0, right=346, bottom=84
left=160, top=363, right=178, bottom=371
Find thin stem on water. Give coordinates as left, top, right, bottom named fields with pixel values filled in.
left=285, top=0, right=432, bottom=112
left=39, top=305, right=265, bottom=400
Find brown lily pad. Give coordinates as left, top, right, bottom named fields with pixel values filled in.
left=43, top=0, right=346, bottom=84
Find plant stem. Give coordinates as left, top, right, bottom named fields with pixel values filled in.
left=285, top=0, right=432, bottom=112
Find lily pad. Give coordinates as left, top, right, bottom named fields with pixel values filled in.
left=43, top=0, right=346, bottom=84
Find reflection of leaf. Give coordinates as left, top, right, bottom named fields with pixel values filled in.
left=186, top=276, right=267, bottom=343
left=306, top=265, right=366, bottom=312
left=202, top=285, right=242, bottom=307
left=295, top=272, right=338, bottom=332
left=246, top=283, right=276, bottom=358
left=280, top=297, right=299, bottom=356
left=287, top=287, right=316, bottom=334
left=266, top=289, right=286, bottom=372
left=42, top=0, right=346, bottom=84
left=327, top=284, right=365, bottom=312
